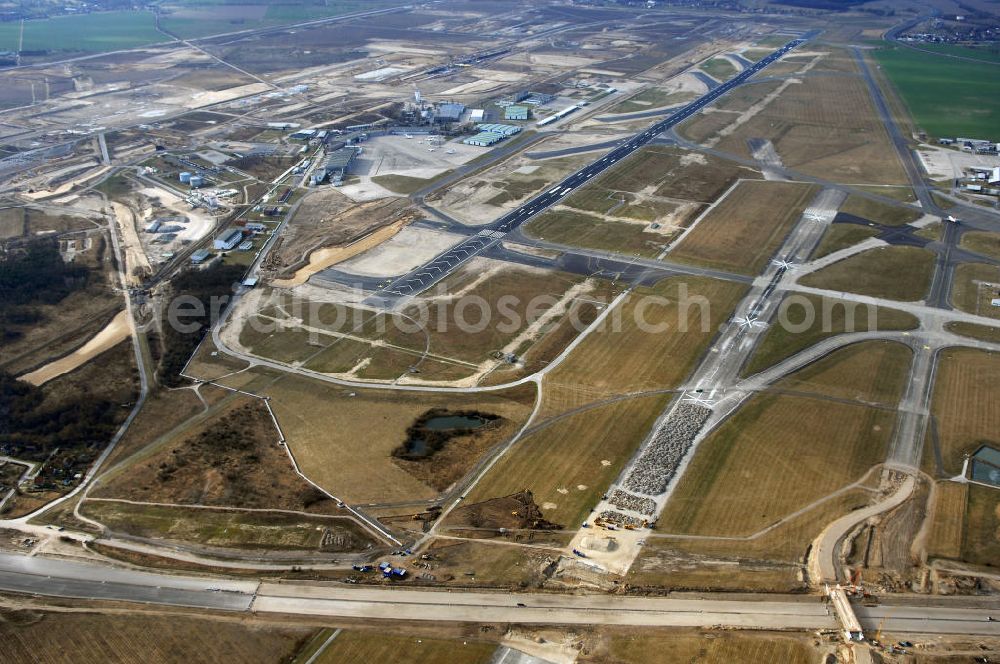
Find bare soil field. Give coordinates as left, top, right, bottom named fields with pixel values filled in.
left=0, top=609, right=313, bottom=664
left=930, top=348, right=1000, bottom=476
left=465, top=394, right=669, bottom=528
left=798, top=246, right=936, bottom=302
left=263, top=375, right=535, bottom=504
left=742, top=294, right=918, bottom=376
left=270, top=192, right=416, bottom=277
left=669, top=180, right=817, bottom=275
left=656, top=392, right=896, bottom=538
left=545, top=277, right=746, bottom=401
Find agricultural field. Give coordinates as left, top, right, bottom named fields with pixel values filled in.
left=950, top=263, right=1000, bottom=319
left=262, top=375, right=536, bottom=504
left=742, top=293, right=917, bottom=375
left=798, top=246, right=936, bottom=301
left=313, top=630, right=495, bottom=664
left=668, top=181, right=817, bottom=274
left=0, top=11, right=164, bottom=54
left=0, top=610, right=313, bottom=664
left=873, top=46, right=1000, bottom=139
left=929, top=348, right=1000, bottom=476
left=157, top=0, right=395, bottom=39
left=464, top=394, right=670, bottom=528
left=545, top=276, right=746, bottom=400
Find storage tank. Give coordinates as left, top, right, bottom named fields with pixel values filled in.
left=179, top=171, right=192, bottom=183
left=189, top=175, right=205, bottom=188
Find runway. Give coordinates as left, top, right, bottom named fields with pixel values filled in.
left=365, top=36, right=809, bottom=307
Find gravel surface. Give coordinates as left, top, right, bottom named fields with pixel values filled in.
left=622, top=403, right=711, bottom=495
left=609, top=489, right=657, bottom=516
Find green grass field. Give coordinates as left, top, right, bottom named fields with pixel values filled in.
left=873, top=46, right=1000, bottom=139
left=1, top=12, right=164, bottom=52
left=907, top=43, right=1000, bottom=64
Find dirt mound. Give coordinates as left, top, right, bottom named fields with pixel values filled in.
left=450, top=490, right=563, bottom=531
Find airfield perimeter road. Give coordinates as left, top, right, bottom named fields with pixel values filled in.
left=368, top=36, right=809, bottom=304
left=2, top=552, right=999, bottom=636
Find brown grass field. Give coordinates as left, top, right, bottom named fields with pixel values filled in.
left=945, top=321, right=1000, bottom=344
left=925, top=481, right=967, bottom=560
left=524, top=208, right=669, bottom=258
left=742, top=294, right=918, bottom=376
left=960, top=230, right=1000, bottom=261
left=0, top=610, right=312, bottom=664
left=544, top=277, right=746, bottom=402
left=770, top=340, right=912, bottom=405
left=656, top=391, right=896, bottom=537
left=812, top=224, right=880, bottom=258
left=314, top=631, right=495, bottom=664
left=591, top=630, right=816, bottom=663
left=838, top=195, right=921, bottom=226
left=930, top=348, right=1000, bottom=476
left=962, top=484, right=1000, bottom=568
left=465, top=394, right=669, bottom=528
left=711, top=51, right=910, bottom=185
left=78, top=501, right=376, bottom=551
left=264, top=375, right=536, bottom=504
left=950, top=263, right=1000, bottom=319
left=798, top=246, right=936, bottom=301
left=669, top=180, right=817, bottom=274
left=93, top=397, right=343, bottom=513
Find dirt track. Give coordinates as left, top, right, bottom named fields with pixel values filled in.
left=20, top=310, right=130, bottom=386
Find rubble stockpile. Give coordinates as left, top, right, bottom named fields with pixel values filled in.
left=599, top=510, right=645, bottom=528
left=609, top=489, right=657, bottom=515
left=622, top=403, right=712, bottom=495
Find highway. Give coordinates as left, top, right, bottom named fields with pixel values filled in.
left=2, top=552, right=999, bottom=635
left=368, top=36, right=808, bottom=304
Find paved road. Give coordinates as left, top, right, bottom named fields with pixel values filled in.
left=1, top=551, right=998, bottom=635
left=366, top=37, right=808, bottom=306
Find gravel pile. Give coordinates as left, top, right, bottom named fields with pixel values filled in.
left=609, top=489, right=656, bottom=516
left=622, top=403, right=711, bottom=495
left=598, top=510, right=645, bottom=528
